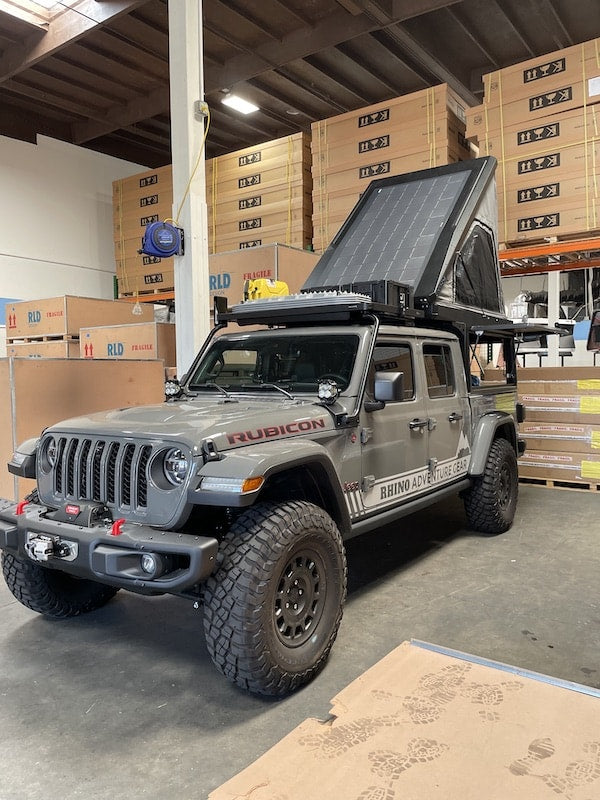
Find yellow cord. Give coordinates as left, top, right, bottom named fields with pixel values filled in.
left=172, top=105, right=211, bottom=226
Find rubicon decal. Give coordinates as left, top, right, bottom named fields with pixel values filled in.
left=227, top=418, right=326, bottom=444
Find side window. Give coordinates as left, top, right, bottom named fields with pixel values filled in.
left=423, top=344, right=455, bottom=398
left=368, top=343, right=415, bottom=401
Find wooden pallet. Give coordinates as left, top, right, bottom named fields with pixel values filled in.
left=118, top=287, right=174, bottom=299
left=6, top=334, right=79, bottom=344
left=519, top=477, right=600, bottom=493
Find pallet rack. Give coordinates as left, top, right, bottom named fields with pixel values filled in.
left=499, top=236, right=600, bottom=276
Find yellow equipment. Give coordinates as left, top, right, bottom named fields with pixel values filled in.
left=243, top=278, right=289, bottom=301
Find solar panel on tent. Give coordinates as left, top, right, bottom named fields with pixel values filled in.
left=304, top=170, right=470, bottom=291
left=303, top=157, right=509, bottom=318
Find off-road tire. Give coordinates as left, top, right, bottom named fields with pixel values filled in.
left=203, top=500, right=347, bottom=696
left=2, top=553, right=118, bottom=618
left=463, top=438, right=518, bottom=534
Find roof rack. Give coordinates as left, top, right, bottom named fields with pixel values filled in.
left=213, top=281, right=419, bottom=327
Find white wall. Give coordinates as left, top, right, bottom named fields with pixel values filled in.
left=0, top=135, right=146, bottom=302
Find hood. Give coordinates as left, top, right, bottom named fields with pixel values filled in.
left=46, top=396, right=337, bottom=455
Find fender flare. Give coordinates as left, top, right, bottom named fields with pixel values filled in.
left=190, top=439, right=351, bottom=536
left=468, top=412, right=518, bottom=477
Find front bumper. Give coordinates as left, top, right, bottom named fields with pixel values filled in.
left=0, top=499, right=218, bottom=595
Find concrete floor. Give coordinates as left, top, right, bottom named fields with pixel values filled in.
left=0, top=484, right=598, bottom=800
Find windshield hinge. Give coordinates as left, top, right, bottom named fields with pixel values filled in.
left=360, top=427, right=372, bottom=444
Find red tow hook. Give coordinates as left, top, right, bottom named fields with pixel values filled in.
left=110, top=518, right=126, bottom=536
left=15, top=500, right=30, bottom=516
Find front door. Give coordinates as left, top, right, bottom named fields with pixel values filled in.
left=356, top=338, right=429, bottom=520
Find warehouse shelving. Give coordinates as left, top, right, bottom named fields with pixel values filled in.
left=499, top=236, right=600, bottom=276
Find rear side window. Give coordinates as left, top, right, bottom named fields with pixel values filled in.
left=423, top=344, right=455, bottom=398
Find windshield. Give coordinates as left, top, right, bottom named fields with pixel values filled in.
left=187, top=333, right=360, bottom=393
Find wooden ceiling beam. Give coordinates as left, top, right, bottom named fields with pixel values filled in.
left=382, top=24, right=480, bottom=105
left=26, top=1, right=469, bottom=152
left=0, top=94, right=70, bottom=142
left=0, top=0, right=148, bottom=83
left=72, top=84, right=170, bottom=143
left=205, top=1, right=459, bottom=93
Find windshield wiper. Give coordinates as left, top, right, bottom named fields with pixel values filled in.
left=188, top=382, right=238, bottom=401
left=239, top=383, right=295, bottom=399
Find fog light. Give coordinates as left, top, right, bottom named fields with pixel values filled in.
left=141, top=553, right=160, bottom=575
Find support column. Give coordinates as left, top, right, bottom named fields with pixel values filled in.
left=547, top=269, right=560, bottom=366
left=168, top=0, right=210, bottom=377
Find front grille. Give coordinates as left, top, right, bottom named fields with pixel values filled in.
left=49, top=436, right=154, bottom=513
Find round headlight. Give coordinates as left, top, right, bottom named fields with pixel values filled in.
left=40, top=436, right=58, bottom=473
left=163, top=448, right=190, bottom=486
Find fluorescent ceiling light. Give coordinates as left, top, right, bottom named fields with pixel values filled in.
left=221, top=95, right=259, bottom=114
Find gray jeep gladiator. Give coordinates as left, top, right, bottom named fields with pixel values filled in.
left=0, top=157, right=527, bottom=695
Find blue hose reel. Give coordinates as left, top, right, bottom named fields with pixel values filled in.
left=140, top=221, right=184, bottom=258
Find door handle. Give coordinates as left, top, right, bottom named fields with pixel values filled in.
left=448, top=412, right=463, bottom=422
left=409, top=418, right=428, bottom=430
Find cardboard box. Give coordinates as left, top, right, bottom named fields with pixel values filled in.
left=499, top=203, right=599, bottom=244
left=520, top=421, right=600, bottom=453
left=518, top=371, right=600, bottom=395
left=310, top=85, right=466, bottom=145
left=211, top=226, right=313, bottom=255
left=5, top=296, right=153, bottom=340
left=211, top=132, right=310, bottom=177
left=471, top=72, right=600, bottom=135
left=209, top=163, right=311, bottom=204
left=480, top=39, right=600, bottom=106
left=113, top=203, right=174, bottom=237
left=208, top=206, right=311, bottom=238
left=518, top=448, right=600, bottom=485
left=470, top=104, right=600, bottom=153
left=7, top=340, right=80, bottom=358
left=209, top=193, right=311, bottom=227
left=116, top=258, right=175, bottom=296
left=311, top=113, right=468, bottom=173
left=80, top=322, right=176, bottom=365
left=209, top=639, right=600, bottom=799
left=116, top=244, right=320, bottom=304
left=112, top=164, right=173, bottom=199
left=208, top=243, right=319, bottom=303
left=0, top=358, right=165, bottom=501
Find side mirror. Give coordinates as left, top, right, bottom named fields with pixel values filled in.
left=365, top=372, right=405, bottom=411
left=374, top=371, right=404, bottom=402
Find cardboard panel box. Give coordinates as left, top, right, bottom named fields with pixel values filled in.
left=0, top=358, right=165, bottom=501
left=518, top=448, right=600, bottom=485
left=7, top=340, right=80, bottom=359
left=208, top=243, right=320, bottom=303
left=520, top=421, right=600, bottom=454
left=209, top=639, right=600, bottom=799
left=480, top=38, right=600, bottom=107
left=5, top=295, right=154, bottom=340
left=80, top=322, right=176, bottom=366
left=470, top=104, right=599, bottom=153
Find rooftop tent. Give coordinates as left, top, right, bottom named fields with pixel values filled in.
left=303, top=157, right=507, bottom=326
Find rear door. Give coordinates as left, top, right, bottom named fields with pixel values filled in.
left=420, top=340, right=471, bottom=484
